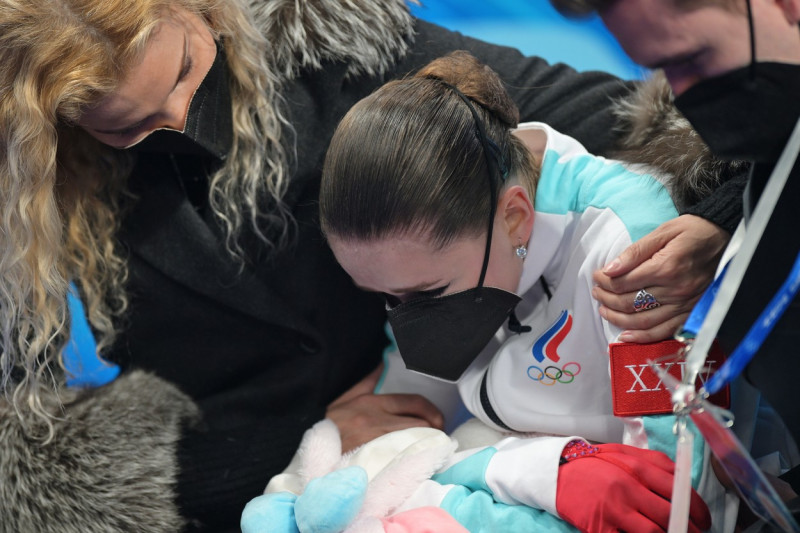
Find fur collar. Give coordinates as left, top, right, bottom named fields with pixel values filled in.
left=250, top=0, right=416, bottom=80
left=610, top=71, right=746, bottom=210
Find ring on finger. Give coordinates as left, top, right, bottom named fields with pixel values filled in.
left=633, top=288, right=661, bottom=312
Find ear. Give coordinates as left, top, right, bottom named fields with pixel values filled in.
left=497, top=185, right=534, bottom=245
left=777, top=0, right=800, bottom=24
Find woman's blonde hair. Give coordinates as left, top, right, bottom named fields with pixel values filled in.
left=0, top=0, right=287, bottom=437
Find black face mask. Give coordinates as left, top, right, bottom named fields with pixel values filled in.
left=385, top=84, right=525, bottom=382
left=387, top=286, right=522, bottom=382
left=674, top=62, right=800, bottom=163
left=129, top=44, right=233, bottom=161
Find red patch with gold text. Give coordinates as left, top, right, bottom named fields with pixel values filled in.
left=609, top=340, right=730, bottom=417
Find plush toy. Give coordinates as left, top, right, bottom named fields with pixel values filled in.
left=241, top=416, right=718, bottom=533
left=240, top=419, right=467, bottom=533
left=240, top=418, right=589, bottom=533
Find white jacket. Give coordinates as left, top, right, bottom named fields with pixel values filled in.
left=376, top=123, right=728, bottom=522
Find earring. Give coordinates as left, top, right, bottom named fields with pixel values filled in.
left=515, top=239, right=527, bottom=260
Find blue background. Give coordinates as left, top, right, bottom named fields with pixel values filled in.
left=410, top=0, right=645, bottom=80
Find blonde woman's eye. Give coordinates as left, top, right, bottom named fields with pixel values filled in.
left=114, top=125, right=139, bottom=136
left=177, top=56, right=193, bottom=84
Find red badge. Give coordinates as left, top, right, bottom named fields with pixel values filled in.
left=609, top=340, right=730, bottom=417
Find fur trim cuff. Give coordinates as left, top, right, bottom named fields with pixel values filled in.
left=0, top=371, right=200, bottom=533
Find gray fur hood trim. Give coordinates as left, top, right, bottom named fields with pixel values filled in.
left=250, top=0, right=417, bottom=80
left=610, top=71, right=746, bottom=210
left=0, top=371, right=200, bottom=533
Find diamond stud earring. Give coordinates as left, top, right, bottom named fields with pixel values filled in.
left=515, top=239, right=527, bottom=260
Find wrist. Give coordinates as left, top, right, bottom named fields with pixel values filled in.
left=559, top=439, right=599, bottom=465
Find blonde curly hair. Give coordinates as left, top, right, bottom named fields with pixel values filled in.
left=0, top=0, right=287, bottom=437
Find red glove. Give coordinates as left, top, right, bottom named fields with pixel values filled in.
left=556, top=443, right=712, bottom=533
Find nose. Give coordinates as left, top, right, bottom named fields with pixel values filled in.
left=118, top=95, right=191, bottom=149
left=155, top=95, right=191, bottom=132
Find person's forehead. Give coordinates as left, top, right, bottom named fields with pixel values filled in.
left=328, top=233, right=478, bottom=291
left=329, top=236, right=433, bottom=287
left=601, top=0, right=743, bottom=65
left=79, top=19, right=184, bottom=125
left=600, top=2, right=678, bottom=60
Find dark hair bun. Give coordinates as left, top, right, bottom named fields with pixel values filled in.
left=415, top=50, right=519, bottom=127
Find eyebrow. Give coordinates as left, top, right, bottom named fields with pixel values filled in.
left=94, top=33, right=189, bottom=135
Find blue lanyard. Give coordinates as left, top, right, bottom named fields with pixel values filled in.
left=687, top=250, right=800, bottom=396
left=680, top=114, right=800, bottom=392
left=679, top=262, right=730, bottom=340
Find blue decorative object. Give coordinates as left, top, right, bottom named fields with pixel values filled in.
left=64, top=283, right=119, bottom=387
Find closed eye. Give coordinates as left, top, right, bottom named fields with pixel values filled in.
left=177, top=54, right=193, bottom=84
left=413, top=286, right=448, bottom=299
left=383, top=285, right=449, bottom=307
left=111, top=119, right=148, bottom=137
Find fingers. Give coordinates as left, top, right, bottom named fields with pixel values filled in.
left=602, top=228, right=675, bottom=278
left=326, top=392, right=445, bottom=453
left=593, top=215, right=729, bottom=325
left=601, top=215, right=728, bottom=282
left=616, top=500, right=669, bottom=533
left=374, top=393, right=445, bottom=429
left=337, top=413, right=441, bottom=453
left=594, top=283, right=698, bottom=342
left=593, top=283, right=698, bottom=314
left=594, top=258, right=666, bottom=295
left=557, top=453, right=673, bottom=532
left=596, top=445, right=712, bottom=531
left=328, top=392, right=444, bottom=430
left=602, top=307, right=690, bottom=342
left=613, top=472, right=710, bottom=533
left=593, top=255, right=705, bottom=299
left=616, top=316, right=689, bottom=343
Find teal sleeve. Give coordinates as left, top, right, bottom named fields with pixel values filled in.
left=644, top=415, right=705, bottom=488
left=440, top=485, right=578, bottom=533
left=434, top=447, right=577, bottom=532
left=432, top=448, right=496, bottom=493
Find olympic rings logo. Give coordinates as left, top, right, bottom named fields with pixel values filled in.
left=527, top=362, right=581, bottom=385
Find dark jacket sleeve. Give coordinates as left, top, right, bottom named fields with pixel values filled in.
left=403, top=20, right=635, bottom=157
left=682, top=170, right=748, bottom=234
left=176, top=407, right=325, bottom=532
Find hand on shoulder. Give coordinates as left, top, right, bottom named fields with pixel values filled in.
left=592, top=214, right=729, bottom=342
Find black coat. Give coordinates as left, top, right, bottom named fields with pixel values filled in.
left=108, top=19, right=633, bottom=531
